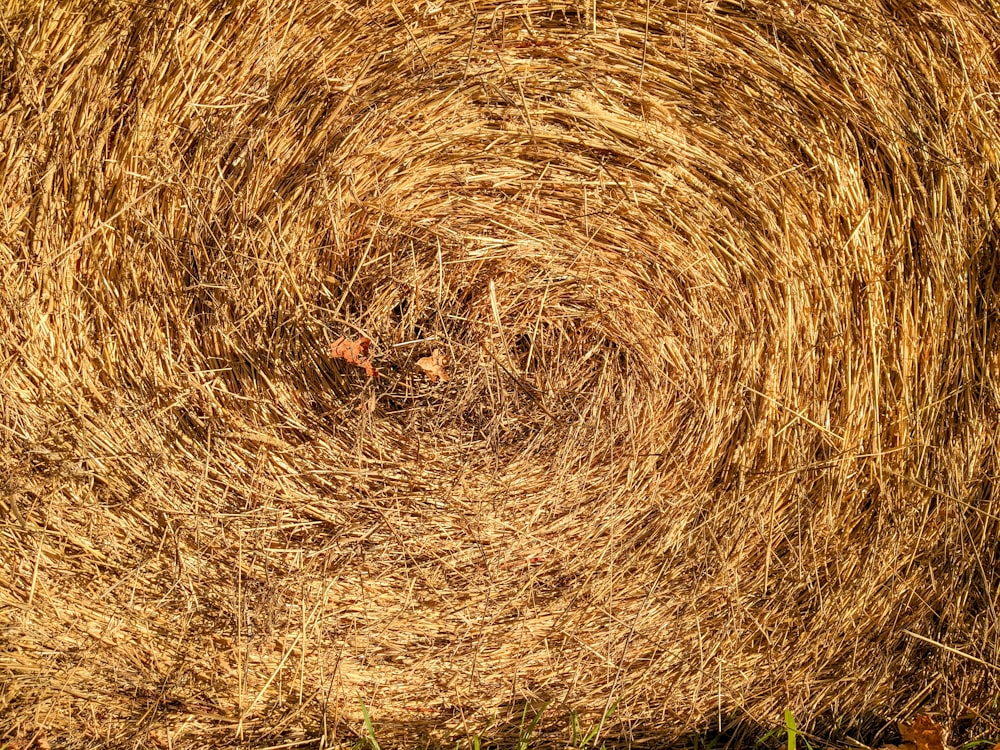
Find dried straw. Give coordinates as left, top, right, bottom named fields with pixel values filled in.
left=1, top=0, right=999, bottom=747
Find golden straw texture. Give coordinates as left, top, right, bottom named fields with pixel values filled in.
left=1, top=0, right=999, bottom=747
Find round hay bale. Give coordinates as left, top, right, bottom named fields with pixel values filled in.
left=1, top=0, right=999, bottom=747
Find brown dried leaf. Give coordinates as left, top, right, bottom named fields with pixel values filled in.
left=898, top=715, right=946, bottom=750
left=416, top=348, right=449, bottom=382
left=330, top=336, right=378, bottom=378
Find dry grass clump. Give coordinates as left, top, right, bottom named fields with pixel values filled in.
left=2, top=0, right=999, bottom=747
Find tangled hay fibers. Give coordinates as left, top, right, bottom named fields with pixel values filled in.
left=2, top=0, right=1000, bottom=747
